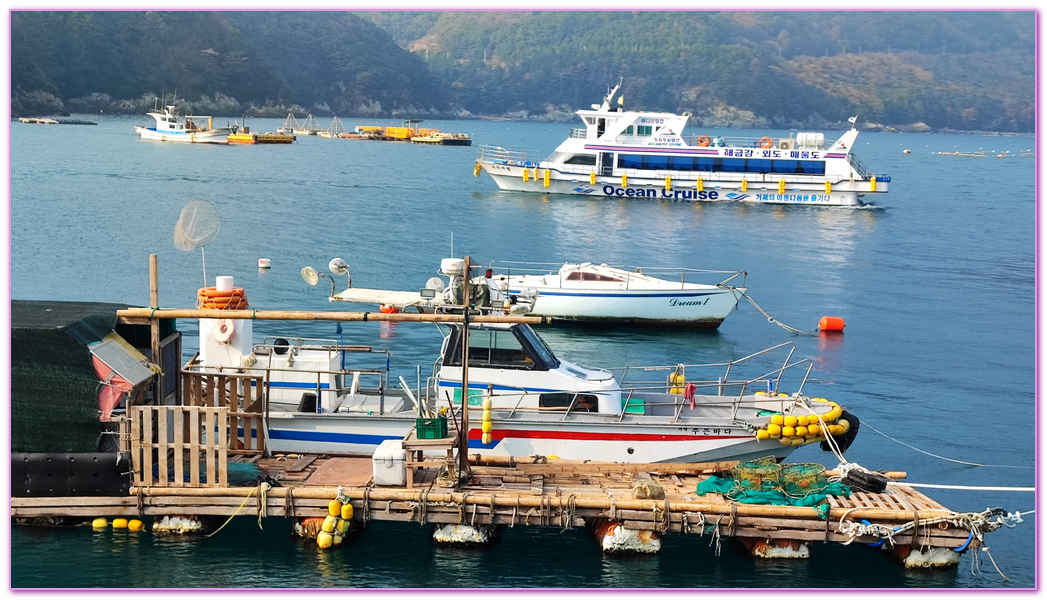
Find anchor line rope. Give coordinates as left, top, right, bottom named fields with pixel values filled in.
left=738, top=290, right=815, bottom=336
left=206, top=483, right=265, bottom=537
left=888, top=482, right=1035, bottom=492
left=863, top=422, right=1032, bottom=469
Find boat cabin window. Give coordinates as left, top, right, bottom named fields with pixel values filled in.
left=637, top=125, right=653, bottom=136
left=623, top=126, right=634, bottom=135
left=443, top=325, right=558, bottom=371
left=616, top=154, right=826, bottom=176
left=539, top=393, right=598, bottom=412
left=563, top=154, right=597, bottom=166
left=565, top=271, right=622, bottom=282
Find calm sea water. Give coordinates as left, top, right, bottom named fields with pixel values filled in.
left=8, top=114, right=1037, bottom=589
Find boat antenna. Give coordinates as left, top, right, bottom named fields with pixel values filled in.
left=450, top=231, right=454, bottom=259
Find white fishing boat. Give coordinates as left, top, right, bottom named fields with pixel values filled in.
left=318, top=257, right=744, bottom=327
left=277, top=113, right=300, bottom=135
left=134, top=104, right=233, bottom=144
left=184, top=278, right=859, bottom=464
left=474, top=80, right=890, bottom=206
left=492, top=261, right=745, bottom=327
left=294, top=114, right=321, bottom=136
left=318, top=116, right=347, bottom=139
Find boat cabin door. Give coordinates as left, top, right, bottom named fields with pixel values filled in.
left=600, top=153, right=615, bottom=176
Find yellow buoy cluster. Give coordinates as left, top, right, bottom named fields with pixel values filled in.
left=317, top=499, right=354, bottom=549
left=753, top=399, right=849, bottom=446
left=696, top=177, right=704, bottom=192
left=473, top=163, right=481, bottom=177
left=522, top=168, right=529, bottom=182
left=589, top=172, right=596, bottom=185
left=93, top=517, right=144, bottom=531
left=664, top=176, right=672, bottom=191
left=543, top=169, right=551, bottom=188
left=481, top=397, right=493, bottom=445
left=741, top=179, right=748, bottom=192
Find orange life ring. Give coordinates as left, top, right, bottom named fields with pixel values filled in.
left=759, top=136, right=774, bottom=149
left=213, top=318, right=235, bottom=343
left=697, top=135, right=711, bottom=147
left=197, top=287, right=249, bottom=310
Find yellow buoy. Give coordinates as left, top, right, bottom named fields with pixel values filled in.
left=481, top=421, right=492, bottom=434
left=482, top=397, right=492, bottom=411
left=322, top=515, right=338, bottom=533
left=797, top=415, right=810, bottom=427
left=782, top=426, right=796, bottom=437
left=333, top=533, right=343, bottom=546
left=482, top=409, right=492, bottom=422
left=741, top=179, right=748, bottom=192
left=329, top=500, right=342, bottom=517
left=547, top=455, right=560, bottom=460
left=696, top=177, right=703, bottom=192
left=543, top=169, right=551, bottom=188
left=317, top=531, right=334, bottom=549
left=622, top=173, right=628, bottom=187
left=784, top=416, right=798, bottom=427
left=807, top=424, right=820, bottom=436
left=338, top=517, right=350, bottom=534
left=839, top=419, right=851, bottom=433
left=790, top=437, right=806, bottom=446
left=112, top=518, right=128, bottom=529
left=778, top=179, right=785, bottom=194
left=770, top=414, right=785, bottom=426
left=664, top=176, right=672, bottom=191
left=522, top=168, right=529, bottom=182
left=128, top=519, right=144, bottom=532
left=870, top=176, right=877, bottom=192
left=482, top=432, right=492, bottom=445
left=341, top=503, right=354, bottom=521
left=92, top=518, right=108, bottom=529
left=825, top=180, right=832, bottom=194
left=795, top=426, right=808, bottom=437
left=590, top=172, right=596, bottom=185
left=756, top=430, right=769, bottom=440
left=766, top=423, right=782, bottom=437
left=778, top=436, right=792, bottom=445
left=473, top=163, right=481, bottom=177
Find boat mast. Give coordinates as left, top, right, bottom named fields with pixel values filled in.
left=458, top=256, right=472, bottom=475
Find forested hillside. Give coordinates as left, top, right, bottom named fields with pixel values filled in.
left=11, top=10, right=1035, bottom=132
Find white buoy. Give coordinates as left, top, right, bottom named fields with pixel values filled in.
left=258, top=258, right=271, bottom=269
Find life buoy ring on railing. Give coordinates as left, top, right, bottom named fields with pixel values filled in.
left=759, top=136, right=774, bottom=149
left=197, top=286, right=249, bottom=310
left=697, top=135, right=711, bottom=147
left=213, top=319, right=235, bottom=343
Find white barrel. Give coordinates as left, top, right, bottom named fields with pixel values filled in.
left=215, top=275, right=234, bottom=291
left=440, top=258, right=465, bottom=276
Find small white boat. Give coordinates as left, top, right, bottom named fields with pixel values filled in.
left=492, top=261, right=745, bottom=327
left=474, top=80, right=890, bottom=206
left=185, top=278, right=859, bottom=464
left=321, top=257, right=744, bottom=327
left=134, top=105, right=233, bottom=144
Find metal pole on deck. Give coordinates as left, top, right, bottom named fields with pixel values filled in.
left=458, top=256, right=471, bottom=475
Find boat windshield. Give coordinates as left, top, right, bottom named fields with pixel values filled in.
left=513, top=325, right=560, bottom=369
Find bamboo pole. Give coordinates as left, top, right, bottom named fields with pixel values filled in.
left=458, top=256, right=472, bottom=475
left=149, top=254, right=161, bottom=404
left=117, top=307, right=552, bottom=324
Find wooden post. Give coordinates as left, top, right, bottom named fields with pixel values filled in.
left=149, top=254, right=160, bottom=406
left=458, top=256, right=471, bottom=475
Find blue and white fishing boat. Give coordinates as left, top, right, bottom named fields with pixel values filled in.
left=474, top=80, right=890, bottom=206
left=134, top=104, right=233, bottom=144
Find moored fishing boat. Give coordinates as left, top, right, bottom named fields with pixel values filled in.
left=318, top=116, right=347, bottom=139
left=134, top=104, right=233, bottom=144
left=474, top=81, right=890, bottom=206
left=294, top=114, right=321, bottom=136
left=277, top=113, right=300, bottom=135
left=184, top=277, right=859, bottom=463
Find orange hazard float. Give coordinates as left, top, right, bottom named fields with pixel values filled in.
left=759, top=136, right=774, bottom=149
left=197, top=287, right=249, bottom=310
left=696, top=135, right=711, bottom=147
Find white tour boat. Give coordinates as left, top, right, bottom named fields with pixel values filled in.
left=491, top=261, right=745, bottom=327
left=474, top=81, right=890, bottom=206
left=134, top=104, right=233, bottom=144
left=184, top=277, right=859, bottom=464
left=314, top=257, right=744, bottom=327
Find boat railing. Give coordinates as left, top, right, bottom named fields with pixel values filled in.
left=568, top=128, right=587, bottom=139
left=477, top=145, right=541, bottom=167
left=611, top=342, right=801, bottom=394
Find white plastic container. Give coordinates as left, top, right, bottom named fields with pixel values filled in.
left=372, top=439, right=407, bottom=486
left=440, top=258, right=465, bottom=276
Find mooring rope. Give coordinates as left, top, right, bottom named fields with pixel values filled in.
left=738, top=290, right=815, bottom=336
left=863, top=422, right=1033, bottom=469
left=206, top=482, right=267, bottom=537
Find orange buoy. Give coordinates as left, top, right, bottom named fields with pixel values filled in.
left=197, top=286, right=249, bottom=310
left=819, top=316, right=845, bottom=332
left=379, top=304, right=400, bottom=314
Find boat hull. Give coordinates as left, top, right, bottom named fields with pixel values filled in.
left=265, top=411, right=798, bottom=463
left=516, top=286, right=740, bottom=327
left=135, top=126, right=232, bottom=144
left=481, top=165, right=878, bottom=207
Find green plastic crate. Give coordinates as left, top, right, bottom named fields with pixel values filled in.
left=416, top=417, right=448, bottom=439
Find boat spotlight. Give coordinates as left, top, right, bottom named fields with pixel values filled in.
left=329, top=257, right=351, bottom=289
left=301, top=265, right=337, bottom=299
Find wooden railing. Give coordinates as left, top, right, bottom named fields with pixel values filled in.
left=129, top=405, right=228, bottom=488
left=181, top=371, right=265, bottom=455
